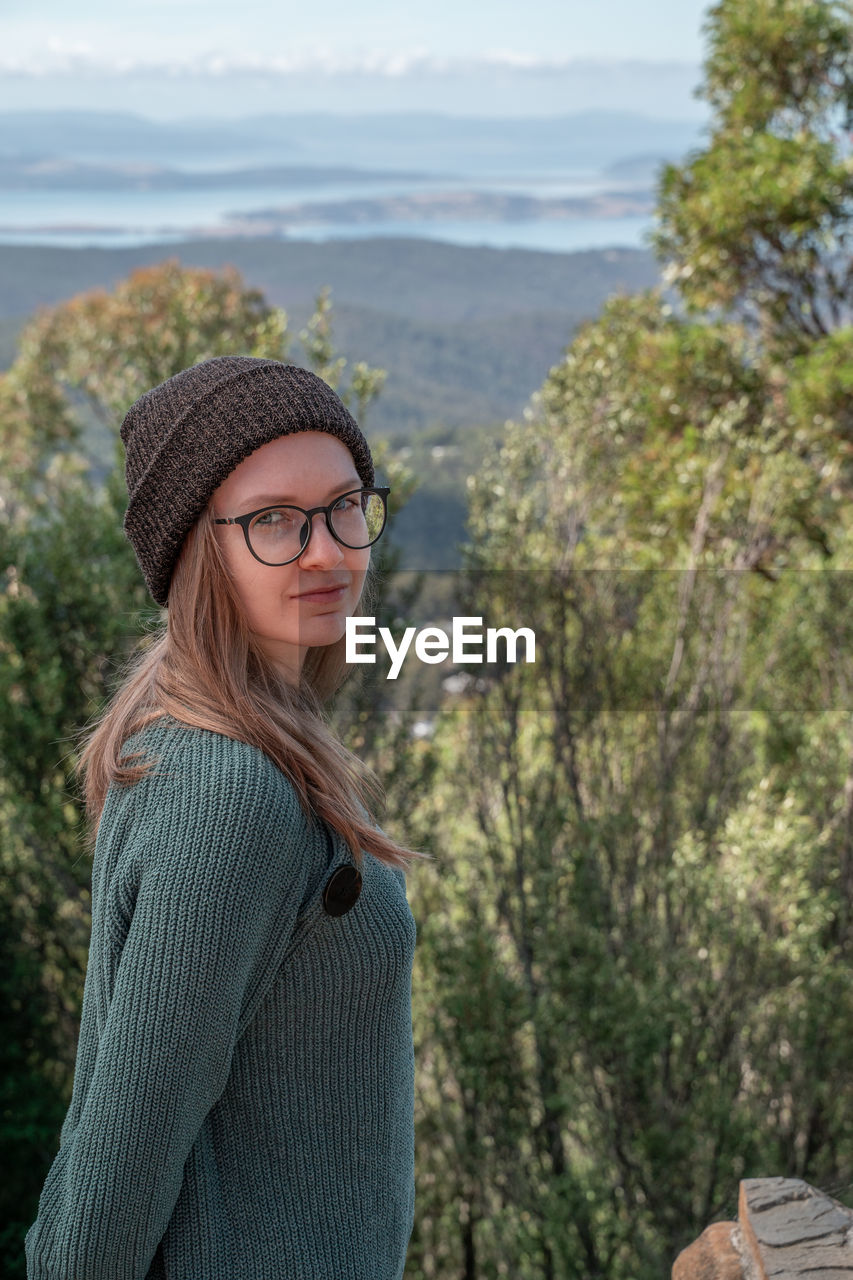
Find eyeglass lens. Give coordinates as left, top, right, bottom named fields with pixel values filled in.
left=248, top=491, right=386, bottom=565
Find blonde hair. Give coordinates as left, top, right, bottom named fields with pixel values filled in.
left=78, top=505, right=421, bottom=871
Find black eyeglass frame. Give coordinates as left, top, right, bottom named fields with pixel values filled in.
left=213, top=486, right=390, bottom=567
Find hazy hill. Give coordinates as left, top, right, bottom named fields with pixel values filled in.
left=0, top=156, right=427, bottom=191
left=0, top=236, right=660, bottom=433
left=0, top=236, right=662, bottom=565
left=0, top=236, right=658, bottom=325
left=0, top=109, right=701, bottom=173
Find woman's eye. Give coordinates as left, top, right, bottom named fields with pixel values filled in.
left=256, top=509, right=295, bottom=527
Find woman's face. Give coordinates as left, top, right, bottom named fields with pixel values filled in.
left=212, top=431, right=371, bottom=683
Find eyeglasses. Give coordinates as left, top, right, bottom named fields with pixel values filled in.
left=214, top=486, right=390, bottom=567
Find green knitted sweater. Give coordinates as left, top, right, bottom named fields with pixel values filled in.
left=24, top=719, right=417, bottom=1279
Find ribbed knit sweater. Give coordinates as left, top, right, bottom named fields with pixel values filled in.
left=24, top=719, right=417, bottom=1280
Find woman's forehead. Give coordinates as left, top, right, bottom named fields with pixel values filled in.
left=214, top=432, right=360, bottom=505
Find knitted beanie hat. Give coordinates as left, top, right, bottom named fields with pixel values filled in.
left=121, top=356, right=375, bottom=607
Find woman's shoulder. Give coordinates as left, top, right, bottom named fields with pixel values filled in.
left=96, top=716, right=326, bottom=893
left=115, top=714, right=305, bottom=828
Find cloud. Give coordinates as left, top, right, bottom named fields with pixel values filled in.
left=1, top=46, right=699, bottom=79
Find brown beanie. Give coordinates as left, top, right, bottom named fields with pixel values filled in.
left=121, top=356, right=375, bottom=607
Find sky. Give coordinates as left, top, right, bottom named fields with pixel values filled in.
left=1, top=0, right=715, bottom=119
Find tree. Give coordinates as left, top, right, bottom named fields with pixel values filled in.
left=400, top=4, right=853, bottom=1276
left=654, top=0, right=853, bottom=545
left=403, top=296, right=853, bottom=1277
left=654, top=0, right=853, bottom=353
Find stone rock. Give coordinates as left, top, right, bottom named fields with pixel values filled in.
left=739, top=1177, right=853, bottom=1278
left=672, top=1220, right=745, bottom=1280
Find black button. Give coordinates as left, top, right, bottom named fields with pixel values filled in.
left=323, top=865, right=363, bottom=917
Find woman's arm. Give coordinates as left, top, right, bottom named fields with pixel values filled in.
left=25, top=728, right=313, bottom=1280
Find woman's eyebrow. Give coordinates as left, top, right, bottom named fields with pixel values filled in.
left=240, top=478, right=363, bottom=507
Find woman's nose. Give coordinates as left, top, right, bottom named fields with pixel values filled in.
left=299, top=513, right=345, bottom=568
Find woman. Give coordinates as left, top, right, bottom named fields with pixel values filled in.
left=24, top=356, right=422, bottom=1280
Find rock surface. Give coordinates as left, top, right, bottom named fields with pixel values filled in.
left=672, top=1220, right=745, bottom=1280
left=740, top=1177, right=853, bottom=1278
left=672, top=1178, right=853, bottom=1279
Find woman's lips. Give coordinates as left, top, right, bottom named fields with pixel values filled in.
left=295, top=583, right=349, bottom=602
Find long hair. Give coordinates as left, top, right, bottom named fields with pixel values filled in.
left=78, top=504, right=422, bottom=870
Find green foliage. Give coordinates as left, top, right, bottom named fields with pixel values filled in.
left=0, top=262, right=389, bottom=507
left=0, top=477, right=151, bottom=1277
left=398, top=8, right=853, bottom=1265
left=786, top=326, right=853, bottom=451
left=701, top=0, right=853, bottom=131
left=0, top=850, right=71, bottom=1279
left=403, top=398, right=853, bottom=1276
left=654, top=0, right=853, bottom=353
left=462, top=289, right=847, bottom=574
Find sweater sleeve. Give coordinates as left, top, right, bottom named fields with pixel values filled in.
left=25, top=728, right=316, bottom=1280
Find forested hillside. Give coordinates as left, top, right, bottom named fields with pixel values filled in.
left=0, top=237, right=660, bottom=435
left=0, top=239, right=662, bottom=569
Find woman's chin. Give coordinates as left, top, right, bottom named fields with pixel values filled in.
left=298, top=611, right=349, bottom=648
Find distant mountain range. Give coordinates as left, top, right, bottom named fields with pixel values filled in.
left=0, top=156, right=429, bottom=191
left=0, top=108, right=702, bottom=173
